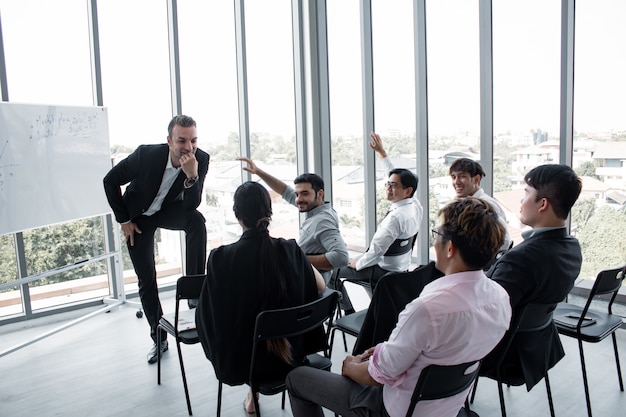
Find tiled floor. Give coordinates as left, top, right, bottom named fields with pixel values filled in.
left=0, top=288, right=624, bottom=417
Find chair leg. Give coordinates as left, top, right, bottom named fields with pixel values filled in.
left=281, top=391, right=286, bottom=409
left=611, top=332, right=624, bottom=391
left=545, top=372, right=555, bottom=417
left=469, top=376, right=478, bottom=404
left=577, top=339, right=593, bottom=417
left=217, top=381, right=223, bottom=417
left=157, top=330, right=162, bottom=385
left=253, top=389, right=262, bottom=417
left=176, top=341, right=193, bottom=415
left=497, top=381, right=507, bottom=417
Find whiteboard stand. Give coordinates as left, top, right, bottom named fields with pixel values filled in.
left=102, top=213, right=143, bottom=316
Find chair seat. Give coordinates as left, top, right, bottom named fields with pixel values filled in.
left=158, top=312, right=200, bottom=345
left=554, top=302, right=623, bottom=342
left=333, top=310, right=367, bottom=337
left=306, top=353, right=332, bottom=371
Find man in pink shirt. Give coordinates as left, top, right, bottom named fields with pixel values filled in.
left=286, top=198, right=512, bottom=417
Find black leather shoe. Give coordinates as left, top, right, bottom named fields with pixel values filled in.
left=147, top=340, right=168, bottom=364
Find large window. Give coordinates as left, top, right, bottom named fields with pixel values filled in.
left=492, top=0, right=561, bottom=248
left=372, top=0, right=417, bottom=227
left=327, top=0, right=366, bottom=250
left=98, top=0, right=181, bottom=290
left=244, top=0, right=299, bottom=241
left=0, top=0, right=109, bottom=317
left=178, top=0, right=241, bottom=250
left=426, top=0, right=480, bottom=254
left=572, top=0, right=626, bottom=279
left=0, top=0, right=92, bottom=105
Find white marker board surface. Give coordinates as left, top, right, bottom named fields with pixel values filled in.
left=0, top=102, right=111, bottom=235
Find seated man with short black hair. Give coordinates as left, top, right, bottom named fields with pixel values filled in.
left=334, top=132, right=422, bottom=313
left=287, top=197, right=512, bottom=417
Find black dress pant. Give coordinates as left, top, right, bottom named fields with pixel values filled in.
left=127, top=204, right=206, bottom=343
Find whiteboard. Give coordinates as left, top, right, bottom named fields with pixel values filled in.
left=0, top=103, right=111, bottom=235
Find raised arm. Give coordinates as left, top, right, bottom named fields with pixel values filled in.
left=369, top=132, right=388, bottom=159
left=237, top=157, right=287, bottom=195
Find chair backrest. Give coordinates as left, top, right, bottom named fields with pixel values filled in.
left=384, top=233, right=418, bottom=257
left=353, top=262, right=444, bottom=355
left=496, top=302, right=557, bottom=370
left=252, top=291, right=338, bottom=343
left=247, top=291, right=338, bottom=392
left=405, top=361, right=481, bottom=417
left=517, top=302, right=557, bottom=333
left=175, top=274, right=206, bottom=301
left=583, top=265, right=626, bottom=316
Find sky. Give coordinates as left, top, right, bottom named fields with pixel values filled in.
left=0, top=0, right=624, bottom=150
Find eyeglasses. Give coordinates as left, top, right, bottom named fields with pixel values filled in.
left=431, top=228, right=449, bottom=241
left=384, top=181, right=405, bottom=189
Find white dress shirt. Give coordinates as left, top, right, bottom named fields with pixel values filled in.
left=355, top=157, right=423, bottom=272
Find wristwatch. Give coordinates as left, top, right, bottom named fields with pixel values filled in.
left=184, top=176, right=199, bottom=188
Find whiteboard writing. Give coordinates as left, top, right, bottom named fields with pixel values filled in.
left=0, top=103, right=111, bottom=235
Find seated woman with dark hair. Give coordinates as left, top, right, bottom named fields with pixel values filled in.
left=196, top=181, right=326, bottom=413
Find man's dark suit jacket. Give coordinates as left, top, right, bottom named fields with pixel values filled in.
left=103, top=144, right=210, bottom=223
left=352, top=262, right=444, bottom=355
left=195, top=230, right=326, bottom=386
left=483, top=227, right=582, bottom=389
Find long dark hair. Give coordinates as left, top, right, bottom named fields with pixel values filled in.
left=233, top=181, right=292, bottom=362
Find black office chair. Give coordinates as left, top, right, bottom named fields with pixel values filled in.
left=406, top=361, right=481, bottom=417
left=330, top=233, right=418, bottom=316
left=328, top=309, right=367, bottom=356
left=471, top=303, right=557, bottom=417
left=553, top=265, right=626, bottom=417
left=216, top=291, right=339, bottom=417
left=156, top=274, right=205, bottom=416
left=329, top=262, right=443, bottom=356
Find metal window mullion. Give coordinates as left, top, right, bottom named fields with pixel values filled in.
left=479, top=0, right=494, bottom=195
left=292, top=0, right=308, bottom=174
left=234, top=0, right=251, bottom=176
left=360, top=0, right=376, bottom=243
left=560, top=0, right=575, bottom=167
left=413, top=0, right=429, bottom=265
left=167, top=0, right=182, bottom=116
left=309, top=0, right=334, bottom=203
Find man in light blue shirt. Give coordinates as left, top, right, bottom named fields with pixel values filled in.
left=237, top=157, right=349, bottom=284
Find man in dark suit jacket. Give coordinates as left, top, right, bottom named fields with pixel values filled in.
left=482, top=164, right=583, bottom=389
left=103, top=115, right=210, bottom=364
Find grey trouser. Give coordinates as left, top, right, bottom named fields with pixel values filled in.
left=286, top=366, right=389, bottom=417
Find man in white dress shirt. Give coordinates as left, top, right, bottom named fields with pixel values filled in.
left=333, top=132, right=423, bottom=314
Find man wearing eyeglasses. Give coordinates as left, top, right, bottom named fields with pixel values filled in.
left=334, top=132, right=423, bottom=314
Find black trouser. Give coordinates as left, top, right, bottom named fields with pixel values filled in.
left=128, top=205, right=206, bottom=344
left=331, top=265, right=390, bottom=313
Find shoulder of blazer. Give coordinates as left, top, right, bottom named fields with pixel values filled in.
left=196, top=148, right=210, bottom=164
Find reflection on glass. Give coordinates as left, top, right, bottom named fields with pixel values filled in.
left=573, top=0, right=626, bottom=280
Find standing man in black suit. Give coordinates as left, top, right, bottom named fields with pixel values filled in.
left=482, top=164, right=583, bottom=388
left=103, top=115, right=210, bottom=364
